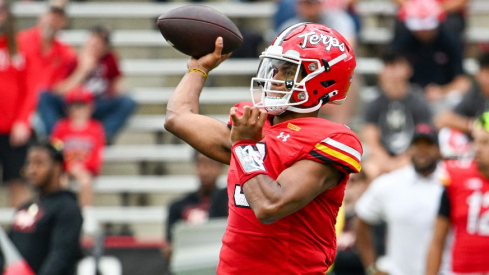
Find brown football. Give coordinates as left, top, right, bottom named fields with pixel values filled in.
left=157, top=5, right=243, bottom=58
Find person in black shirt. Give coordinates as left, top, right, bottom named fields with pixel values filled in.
left=163, top=151, right=228, bottom=264
left=435, top=52, right=489, bottom=134
left=362, top=48, right=432, bottom=180
left=391, top=0, right=470, bottom=114
left=7, top=142, right=83, bottom=275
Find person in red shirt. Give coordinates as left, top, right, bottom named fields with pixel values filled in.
left=38, top=25, right=135, bottom=143
left=426, top=111, right=489, bottom=275
left=0, top=0, right=33, bottom=207
left=17, top=5, right=76, bottom=116
left=164, top=23, right=362, bottom=273
left=393, top=0, right=467, bottom=40
left=51, top=86, right=105, bottom=234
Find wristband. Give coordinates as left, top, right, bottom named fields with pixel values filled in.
left=365, top=264, right=378, bottom=275
left=231, top=140, right=269, bottom=185
left=187, top=68, right=208, bottom=80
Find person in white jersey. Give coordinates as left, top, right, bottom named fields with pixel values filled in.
left=355, top=123, right=445, bottom=275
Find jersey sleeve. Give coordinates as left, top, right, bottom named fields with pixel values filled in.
left=438, top=188, right=450, bottom=219
left=306, top=132, right=363, bottom=174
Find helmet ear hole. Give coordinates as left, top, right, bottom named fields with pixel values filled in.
left=320, top=80, right=336, bottom=88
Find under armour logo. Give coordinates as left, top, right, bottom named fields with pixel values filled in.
left=277, top=132, right=290, bottom=142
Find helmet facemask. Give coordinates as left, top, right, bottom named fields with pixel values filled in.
left=251, top=52, right=324, bottom=116
left=251, top=43, right=350, bottom=116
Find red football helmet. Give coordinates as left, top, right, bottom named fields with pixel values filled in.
left=251, top=23, right=356, bottom=115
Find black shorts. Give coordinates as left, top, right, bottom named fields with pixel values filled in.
left=0, top=134, right=28, bottom=183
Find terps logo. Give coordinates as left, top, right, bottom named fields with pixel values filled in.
left=297, top=31, right=345, bottom=52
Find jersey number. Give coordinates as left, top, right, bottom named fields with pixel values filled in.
left=466, top=191, right=489, bottom=236
left=233, top=143, right=266, bottom=208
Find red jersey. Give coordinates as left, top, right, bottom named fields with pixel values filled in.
left=441, top=160, right=489, bottom=273
left=65, top=52, right=122, bottom=97
left=218, top=102, right=363, bottom=274
left=51, top=119, right=105, bottom=175
left=0, top=36, right=31, bottom=134
left=17, top=27, right=76, bottom=96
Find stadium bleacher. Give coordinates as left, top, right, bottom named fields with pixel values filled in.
left=1, top=0, right=487, bottom=242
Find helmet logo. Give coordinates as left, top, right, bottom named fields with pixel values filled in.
left=297, top=31, right=345, bottom=52
left=285, top=79, right=294, bottom=89
left=308, top=63, right=317, bottom=71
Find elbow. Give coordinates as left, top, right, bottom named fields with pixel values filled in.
left=164, top=111, right=178, bottom=134
left=254, top=203, right=281, bottom=224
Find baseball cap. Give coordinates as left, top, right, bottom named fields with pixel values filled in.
left=412, top=123, right=438, bottom=145
left=398, top=0, right=445, bottom=31
left=65, top=86, right=94, bottom=104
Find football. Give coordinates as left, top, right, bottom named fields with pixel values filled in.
left=157, top=5, right=244, bottom=58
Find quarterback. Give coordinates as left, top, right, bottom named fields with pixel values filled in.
left=165, top=23, right=362, bottom=274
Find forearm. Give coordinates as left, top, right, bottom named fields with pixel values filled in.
left=435, top=111, right=472, bottom=133
left=165, top=72, right=205, bottom=127
left=165, top=71, right=232, bottom=164
left=441, top=0, right=468, bottom=13
left=53, top=67, right=91, bottom=95
left=355, top=218, right=377, bottom=268
left=441, top=76, right=471, bottom=95
left=243, top=175, right=292, bottom=223
left=426, top=243, right=444, bottom=275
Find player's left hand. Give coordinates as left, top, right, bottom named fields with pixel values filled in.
left=230, top=106, right=267, bottom=144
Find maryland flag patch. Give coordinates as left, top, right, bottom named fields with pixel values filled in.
left=310, top=137, right=362, bottom=173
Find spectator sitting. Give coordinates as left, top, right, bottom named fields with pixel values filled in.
left=17, top=4, right=76, bottom=123
left=0, top=0, right=33, bottom=207
left=9, top=142, right=83, bottom=275
left=435, top=52, right=489, bottom=134
left=276, top=0, right=356, bottom=46
left=163, top=152, right=228, bottom=268
left=392, top=0, right=468, bottom=42
left=361, top=48, right=432, bottom=181
left=38, top=25, right=136, bottom=143
left=391, top=0, right=471, bottom=114
left=51, top=86, right=105, bottom=235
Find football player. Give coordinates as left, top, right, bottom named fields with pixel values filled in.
left=165, top=23, right=362, bottom=273
left=426, top=112, right=489, bottom=275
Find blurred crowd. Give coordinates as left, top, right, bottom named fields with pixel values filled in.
left=1, top=0, right=489, bottom=274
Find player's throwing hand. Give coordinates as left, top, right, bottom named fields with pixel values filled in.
left=187, top=37, right=232, bottom=75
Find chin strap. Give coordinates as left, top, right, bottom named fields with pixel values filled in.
left=287, top=100, right=323, bottom=113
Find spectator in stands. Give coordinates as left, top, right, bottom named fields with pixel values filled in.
left=277, top=0, right=356, bottom=47
left=163, top=152, right=227, bottom=264
left=426, top=112, right=489, bottom=275
left=391, top=0, right=471, bottom=114
left=362, top=48, right=432, bottom=181
left=51, top=86, right=105, bottom=235
left=393, top=0, right=468, bottom=40
left=9, top=142, right=83, bottom=275
left=356, top=123, right=445, bottom=275
left=17, top=4, right=76, bottom=122
left=435, top=52, right=489, bottom=134
left=38, top=25, right=136, bottom=143
left=0, top=0, right=33, bottom=207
